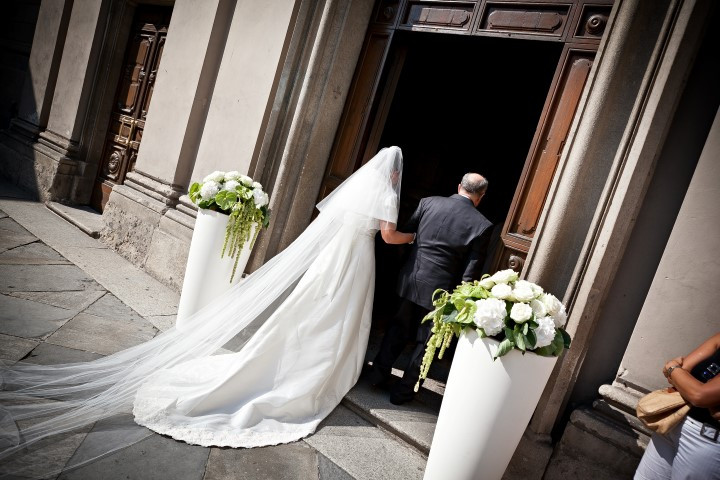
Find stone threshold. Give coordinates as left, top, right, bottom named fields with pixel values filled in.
left=45, top=201, right=104, bottom=238
left=342, top=368, right=445, bottom=457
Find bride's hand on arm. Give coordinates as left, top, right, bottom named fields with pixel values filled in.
left=380, top=222, right=415, bottom=245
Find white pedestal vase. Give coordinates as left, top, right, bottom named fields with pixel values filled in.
left=423, top=329, right=558, bottom=480
left=176, top=208, right=256, bottom=330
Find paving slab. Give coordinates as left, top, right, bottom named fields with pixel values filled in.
left=0, top=428, right=89, bottom=479
left=0, top=209, right=7, bottom=218
left=84, top=292, right=145, bottom=323
left=8, top=290, right=106, bottom=312
left=0, top=241, right=72, bottom=265
left=61, top=245, right=179, bottom=317
left=0, top=199, right=102, bottom=250
left=304, top=405, right=426, bottom=480
left=318, top=452, right=355, bottom=480
left=58, top=415, right=153, bottom=471
left=0, top=396, right=91, bottom=480
left=58, top=423, right=210, bottom=480
left=0, top=264, right=104, bottom=293
left=46, top=312, right=158, bottom=356
left=203, top=442, right=318, bottom=480
left=0, top=333, right=39, bottom=362
left=0, top=293, right=77, bottom=339
left=146, top=314, right=176, bottom=332
left=23, top=342, right=105, bottom=365
left=0, top=200, right=180, bottom=317
left=0, top=217, right=37, bottom=254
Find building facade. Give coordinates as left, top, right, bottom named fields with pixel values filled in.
left=1, top=0, right=718, bottom=477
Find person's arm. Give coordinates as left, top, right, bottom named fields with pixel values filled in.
left=664, top=333, right=720, bottom=408
left=380, top=222, right=415, bottom=245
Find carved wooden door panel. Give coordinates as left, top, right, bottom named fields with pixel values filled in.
left=491, top=44, right=596, bottom=273
left=316, top=1, right=400, bottom=202
left=91, top=6, right=172, bottom=211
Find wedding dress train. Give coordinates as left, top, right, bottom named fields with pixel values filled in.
left=0, top=146, right=403, bottom=474
left=133, top=212, right=377, bottom=447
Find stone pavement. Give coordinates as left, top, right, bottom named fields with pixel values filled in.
left=0, top=181, right=441, bottom=479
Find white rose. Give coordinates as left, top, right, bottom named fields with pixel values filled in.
left=252, top=181, right=263, bottom=190
left=551, top=304, right=568, bottom=328
left=510, top=302, right=533, bottom=323
left=530, top=299, right=547, bottom=318
left=512, top=280, right=536, bottom=302
left=530, top=282, right=544, bottom=298
left=490, top=283, right=512, bottom=300
left=252, top=189, right=269, bottom=207
left=479, top=277, right=495, bottom=290
left=533, top=316, right=556, bottom=348
left=490, top=269, right=519, bottom=284
left=473, top=298, right=507, bottom=337
left=224, top=171, right=241, bottom=181
left=222, top=180, right=240, bottom=191
left=239, top=175, right=253, bottom=187
left=202, top=171, right=225, bottom=183
left=541, top=293, right=563, bottom=316
left=199, top=180, right=220, bottom=200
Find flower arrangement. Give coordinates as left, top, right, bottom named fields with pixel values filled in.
left=188, top=171, right=271, bottom=282
left=416, top=269, right=571, bottom=391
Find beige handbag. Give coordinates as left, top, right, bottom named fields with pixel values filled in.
left=636, top=388, right=690, bottom=434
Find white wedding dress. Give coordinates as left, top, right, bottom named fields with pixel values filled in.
left=0, top=147, right=403, bottom=474
left=133, top=211, right=378, bottom=447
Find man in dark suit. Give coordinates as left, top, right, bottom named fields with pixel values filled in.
left=369, top=173, right=493, bottom=404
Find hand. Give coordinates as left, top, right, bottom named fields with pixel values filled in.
left=663, top=357, right=684, bottom=378
left=710, top=406, right=720, bottom=421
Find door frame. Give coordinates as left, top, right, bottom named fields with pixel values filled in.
left=318, top=0, right=613, bottom=273
left=69, top=0, right=175, bottom=206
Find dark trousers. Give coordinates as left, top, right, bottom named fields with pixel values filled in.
left=372, top=298, right=432, bottom=396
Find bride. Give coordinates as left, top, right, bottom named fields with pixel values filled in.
left=0, top=146, right=412, bottom=474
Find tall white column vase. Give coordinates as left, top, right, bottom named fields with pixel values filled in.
left=176, top=209, right=255, bottom=330
left=423, top=329, right=558, bottom=480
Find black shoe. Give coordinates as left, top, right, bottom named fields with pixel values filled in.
left=364, top=365, right=392, bottom=389
left=389, top=391, right=415, bottom=405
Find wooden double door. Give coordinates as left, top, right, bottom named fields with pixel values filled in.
left=91, top=5, right=172, bottom=211
left=320, top=0, right=613, bottom=282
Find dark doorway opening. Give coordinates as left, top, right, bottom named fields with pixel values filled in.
left=368, top=32, right=562, bottom=378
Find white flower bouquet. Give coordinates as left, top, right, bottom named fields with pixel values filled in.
left=188, top=171, right=271, bottom=282
left=416, top=269, right=572, bottom=391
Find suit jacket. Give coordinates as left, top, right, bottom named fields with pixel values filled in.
left=396, top=194, right=493, bottom=310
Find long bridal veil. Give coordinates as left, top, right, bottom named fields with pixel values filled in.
left=0, top=146, right=403, bottom=477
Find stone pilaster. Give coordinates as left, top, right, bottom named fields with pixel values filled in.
left=0, top=0, right=73, bottom=196
left=499, top=0, right=715, bottom=478
left=246, top=0, right=376, bottom=272
left=101, top=0, right=236, bottom=287
left=140, top=0, right=308, bottom=289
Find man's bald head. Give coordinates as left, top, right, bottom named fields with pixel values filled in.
left=458, top=173, right=487, bottom=207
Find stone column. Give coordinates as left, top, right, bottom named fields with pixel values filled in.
left=618, top=106, right=720, bottom=393
left=102, top=0, right=236, bottom=284
left=0, top=0, right=74, bottom=196
left=32, top=0, right=112, bottom=200
left=246, top=0, right=375, bottom=272
left=16, top=0, right=73, bottom=135
left=142, top=0, right=303, bottom=287
left=190, top=0, right=301, bottom=182
left=502, top=0, right=714, bottom=478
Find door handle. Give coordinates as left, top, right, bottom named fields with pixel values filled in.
left=116, top=117, right=136, bottom=147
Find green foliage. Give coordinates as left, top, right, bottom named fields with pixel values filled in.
left=415, top=278, right=573, bottom=389
left=188, top=176, right=272, bottom=283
